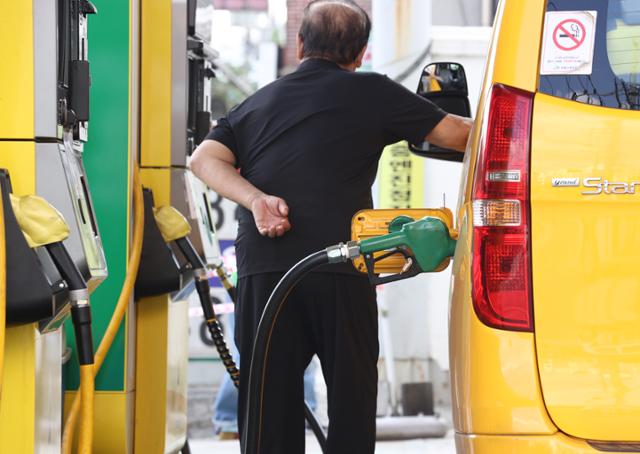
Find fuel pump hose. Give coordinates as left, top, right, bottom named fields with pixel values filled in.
left=62, top=165, right=145, bottom=454
left=242, top=243, right=360, bottom=454
left=196, top=270, right=241, bottom=385
left=175, top=236, right=242, bottom=386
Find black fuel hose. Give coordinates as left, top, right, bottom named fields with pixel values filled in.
left=175, top=237, right=328, bottom=451
left=195, top=276, right=241, bottom=386
left=242, top=250, right=331, bottom=454
left=176, top=237, right=242, bottom=384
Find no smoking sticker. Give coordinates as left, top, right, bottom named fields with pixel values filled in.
left=553, top=19, right=586, bottom=51
left=541, top=11, right=597, bottom=75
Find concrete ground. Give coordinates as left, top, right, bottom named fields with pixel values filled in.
left=190, top=433, right=456, bottom=453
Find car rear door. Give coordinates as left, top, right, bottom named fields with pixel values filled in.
left=530, top=0, right=640, bottom=441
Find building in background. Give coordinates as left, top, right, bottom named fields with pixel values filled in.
left=204, top=0, right=285, bottom=117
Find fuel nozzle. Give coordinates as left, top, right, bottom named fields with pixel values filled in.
left=153, top=205, right=208, bottom=275
left=153, top=205, right=235, bottom=300
left=9, top=194, right=93, bottom=363
left=358, top=215, right=457, bottom=285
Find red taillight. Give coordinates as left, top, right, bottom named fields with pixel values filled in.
left=472, top=84, right=534, bottom=332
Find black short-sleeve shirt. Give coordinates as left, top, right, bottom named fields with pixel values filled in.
left=206, top=58, right=446, bottom=278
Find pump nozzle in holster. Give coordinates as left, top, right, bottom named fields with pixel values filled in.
left=9, top=195, right=93, bottom=354
left=358, top=215, right=457, bottom=285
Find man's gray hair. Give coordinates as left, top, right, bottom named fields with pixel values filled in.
left=298, top=0, right=371, bottom=65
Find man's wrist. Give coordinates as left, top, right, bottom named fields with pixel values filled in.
left=245, top=191, right=265, bottom=210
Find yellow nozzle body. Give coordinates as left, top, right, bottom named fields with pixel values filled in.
left=10, top=194, right=70, bottom=248
left=153, top=205, right=191, bottom=242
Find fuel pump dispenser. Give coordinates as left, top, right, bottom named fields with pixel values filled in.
left=0, top=2, right=106, bottom=452
left=135, top=1, right=221, bottom=451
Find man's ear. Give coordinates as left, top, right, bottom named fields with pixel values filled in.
left=355, top=45, right=368, bottom=68
left=296, top=35, right=304, bottom=61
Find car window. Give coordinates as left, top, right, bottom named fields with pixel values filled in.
left=540, top=0, right=640, bottom=110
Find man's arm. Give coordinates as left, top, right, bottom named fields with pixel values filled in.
left=189, top=140, right=291, bottom=238
left=425, top=114, right=473, bottom=153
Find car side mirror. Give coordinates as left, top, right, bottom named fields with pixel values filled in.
left=409, top=62, right=472, bottom=162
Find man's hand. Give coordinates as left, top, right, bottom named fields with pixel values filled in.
left=250, top=194, right=291, bottom=238
left=190, top=140, right=292, bottom=238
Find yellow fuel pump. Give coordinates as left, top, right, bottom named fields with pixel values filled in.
left=0, top=2, right=106, bottom=452
left=134, top=0, right=222, bottom=451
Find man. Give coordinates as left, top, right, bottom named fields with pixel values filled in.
left=190, top=1, right=471, bottom=452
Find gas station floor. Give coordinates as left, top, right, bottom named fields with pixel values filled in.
left=190, top=433, right=456, bottom=453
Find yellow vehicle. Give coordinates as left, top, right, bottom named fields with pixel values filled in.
left=435, top=0, right=640, bottom=452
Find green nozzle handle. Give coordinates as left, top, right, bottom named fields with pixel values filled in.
left=360, top=216, right=456, bottom=273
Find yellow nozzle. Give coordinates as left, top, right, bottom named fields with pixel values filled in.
left=10, top=194, right=70, bottom=248
left=153, top=205, right=191, bottom=242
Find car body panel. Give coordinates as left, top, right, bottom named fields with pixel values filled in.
left=530, top=93, right=640, bottom=441
left=450, top=209, right=556, bottom=435
left=455, top=432, right=630, bottom=454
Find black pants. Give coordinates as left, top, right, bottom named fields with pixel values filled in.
left=235, top=272, right=378, bottom=454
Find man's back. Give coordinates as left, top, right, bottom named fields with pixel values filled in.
left=214, top=58, right=445, bottom=277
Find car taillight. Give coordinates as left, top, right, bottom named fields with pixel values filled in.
left=472, top=84, right=534, bottom=332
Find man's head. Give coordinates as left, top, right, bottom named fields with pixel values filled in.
left=297, top=0, right=371, bottom=70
